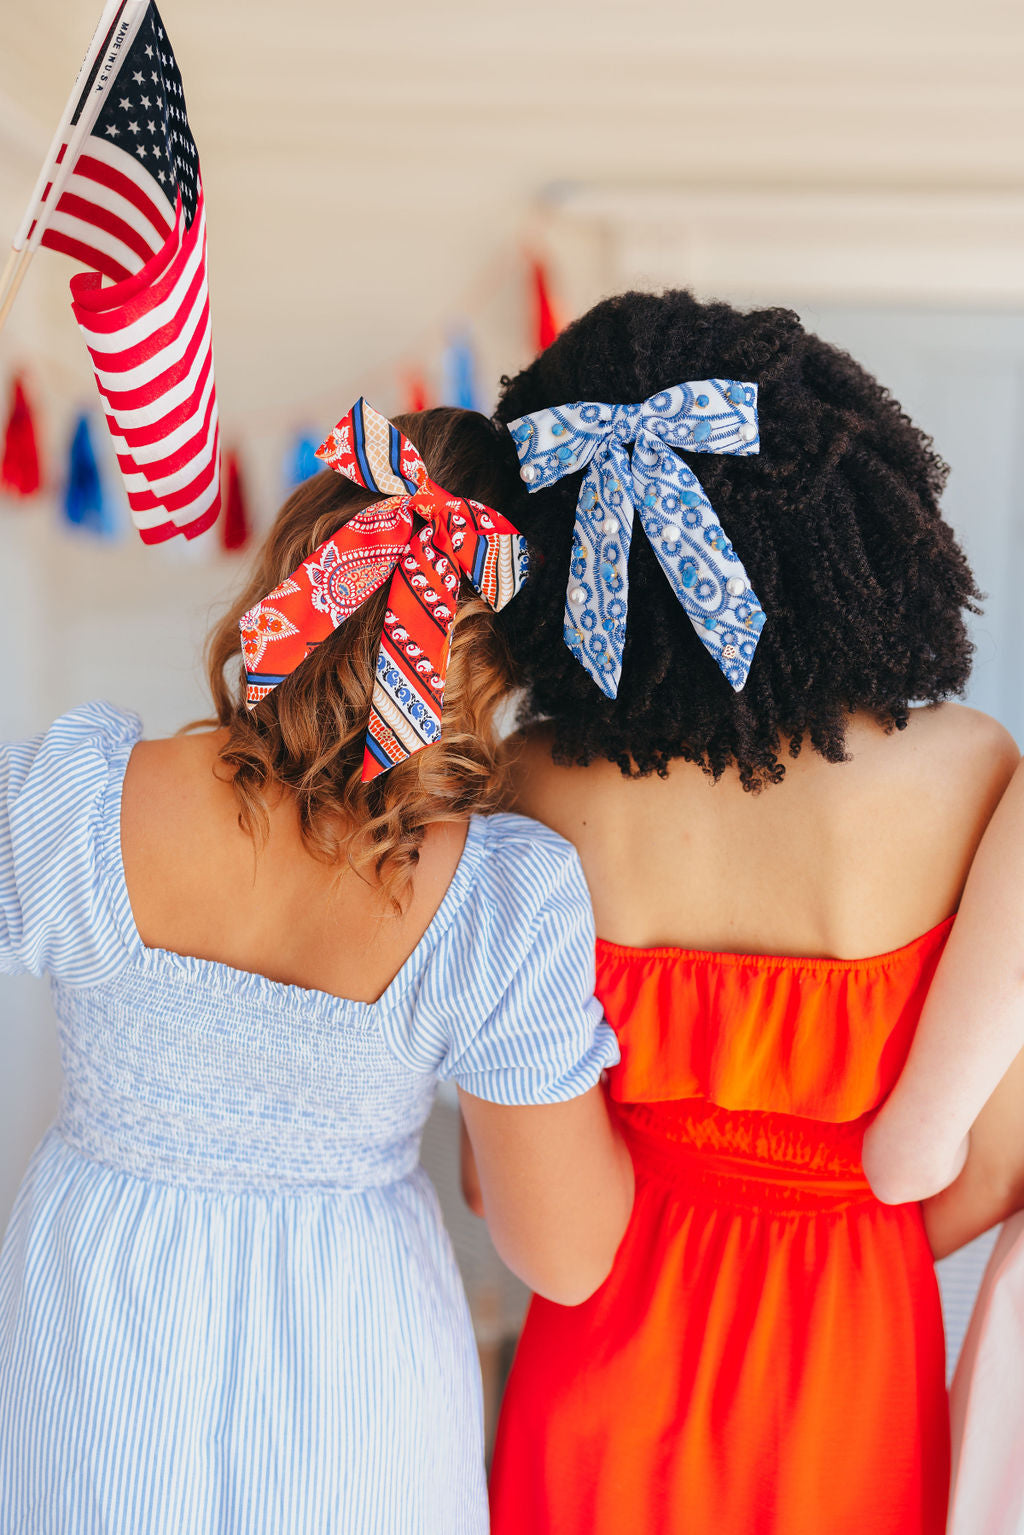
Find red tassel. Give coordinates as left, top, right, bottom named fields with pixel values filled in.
left=404, top=373, right=431, bottom=413
left=220, top=450, right=250, bottom=552
left=531, top=258, right=561, bottom=352
left=1, top=376, right=42, bottom=497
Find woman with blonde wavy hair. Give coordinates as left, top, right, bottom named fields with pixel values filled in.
left=0, top=401, right=633, bottom=1535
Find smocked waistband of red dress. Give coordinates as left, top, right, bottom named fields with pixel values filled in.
left=617, top=1103, right=877, bottom=1215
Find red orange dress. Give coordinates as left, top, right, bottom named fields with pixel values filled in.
left=490, top=923, right=953, bottom=1535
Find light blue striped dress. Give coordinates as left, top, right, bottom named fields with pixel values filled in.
left=0, top=702, right=618, bottom=1535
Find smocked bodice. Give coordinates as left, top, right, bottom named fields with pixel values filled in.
left=51, top=955, right=438, bottom=1195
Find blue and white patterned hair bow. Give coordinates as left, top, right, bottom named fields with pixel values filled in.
left=507, top=381, right=766, bottom=697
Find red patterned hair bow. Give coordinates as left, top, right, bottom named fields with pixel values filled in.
left=239, top=399, right=529, bottom=781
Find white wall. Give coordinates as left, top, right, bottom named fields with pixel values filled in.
left=800, top=307, right=1024, bottom=738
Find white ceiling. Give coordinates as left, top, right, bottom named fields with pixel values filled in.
left=2, top=0, right=1023, bottom=433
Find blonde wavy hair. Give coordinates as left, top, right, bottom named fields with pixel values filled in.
left=202, top=407, right=521, bottom=909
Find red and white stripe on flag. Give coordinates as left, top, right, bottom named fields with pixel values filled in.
left=38, top=136, right=173, bottom=284
left=67, top=146, right=218, bottom=543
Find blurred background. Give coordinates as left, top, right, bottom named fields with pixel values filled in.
left=1, top=0, right=1022, bottom=1440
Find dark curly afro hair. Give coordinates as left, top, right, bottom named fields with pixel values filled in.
left=492, top=290, right=980, bottom=789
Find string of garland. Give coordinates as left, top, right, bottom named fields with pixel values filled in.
left=0, top=253, right=563, bottom=552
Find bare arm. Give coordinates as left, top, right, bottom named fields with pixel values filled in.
left=458, top=1085, right=634, bottom=1307
left=923, top=1044, right=1024, bottom=1258
left=862, top=754, right=1024, bottom=1207
left=460, top=1111, right=485, bottom=1217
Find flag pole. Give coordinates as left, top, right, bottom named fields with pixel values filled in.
left=0, top=251, right=33, bottom=337
left=22, top=0, right=148, bottom=258
left=9, top=0, right=128, bottom=254
left=0, top=247, right=19, bottom=306
left=0, top=0, right=147, bottom=333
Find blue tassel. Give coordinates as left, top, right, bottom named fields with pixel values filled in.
left=288, top=433, right=324, bottom=487
left=442, top=333, right=479, bottom=411
left=63, top=414, right=117, bottom=536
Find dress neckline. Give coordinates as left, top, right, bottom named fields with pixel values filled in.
left=595, top=914, right=955, bottom=972
left=100, top=722, right=488, bottom=1012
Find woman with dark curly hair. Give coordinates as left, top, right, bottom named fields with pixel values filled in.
left=479, top=291, right=1019, bottom=1535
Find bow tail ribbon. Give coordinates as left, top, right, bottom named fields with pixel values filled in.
left=363, top=494, right=530, bottom=780
left=316, top=397, right=426, bottom=495
left=363, top=525, right=459, bottom=780
left=428, top=493, right=530, bottom=614
left=564, top=442, right=635, bottom=697
left=631, top=429, right=765, bottom=691
left=240, top=501, right=413, bottom=706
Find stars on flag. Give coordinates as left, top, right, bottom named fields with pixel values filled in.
left=91, top=9, right=200, bottom=227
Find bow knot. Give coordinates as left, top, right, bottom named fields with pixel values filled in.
left=508, top=379, right=766, bottom=698
left=610, top=403, right=642, bottom=443
left=240, top=399, right=528, bottom=779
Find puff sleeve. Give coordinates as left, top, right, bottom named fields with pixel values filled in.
left=388, top=815, right=619, bottom=1104
left=0, top=702, right=141, bottom=983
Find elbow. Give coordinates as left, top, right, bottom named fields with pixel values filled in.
left=524, top=1247, right=619, bottom=1308
left=862, top=1134, right=969, bottom=1207
left=461, top=1175, right=486, bottom=1219
left=868, top=1170, right=945, bottom=1207
left=502, top=1192, right=634, bottom=1307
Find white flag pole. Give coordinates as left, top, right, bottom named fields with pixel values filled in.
left=0, top=249, right=18, bottom=301
left=9, top=0, right=129, bottom=256
left=0, top=252, right=34, bottom=334
left=23, top=0, right=150, bottom=255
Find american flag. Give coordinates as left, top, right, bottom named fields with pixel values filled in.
left=27, top=2, right=219, bottom=542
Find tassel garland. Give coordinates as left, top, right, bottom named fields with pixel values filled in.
left=1, top=377, right=41, bottom=498
left=4, top=250, right=566, bottom=544
left=288, top=434, right=323, bottom=487
left=442, top=334, right=479, bottom=411
left=531, top=258, right=561, bottom=352
left=404, top=373, right=431, bottom=413
left=63, top=414, right=116, bottom=536
left=220, top=451, right=250, bottom=551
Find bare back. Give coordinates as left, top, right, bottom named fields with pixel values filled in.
left=508, top=705, right=1019, bottom=959
left=120, top=730, right=467, bottom=1002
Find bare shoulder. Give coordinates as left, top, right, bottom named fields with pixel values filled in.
left=121, top=729, right=233, bottom=860
left=501, top=724, right=612, bottom=839
left=124, top=728, right=228, bottom=802
left=902, top=701, right=1017, bottom=754
left=837, top=704, right=1019, bottom=876
left=889, top=703, right=1018, bottom=792
left=501, top=725, right=557, bottom=814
